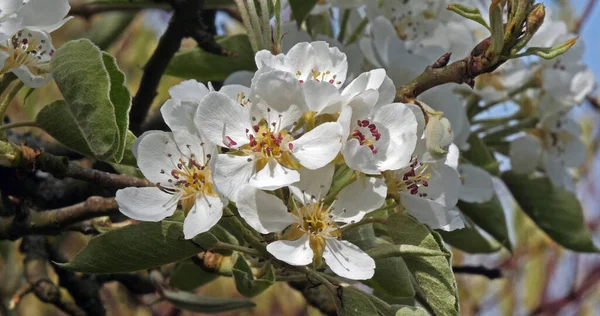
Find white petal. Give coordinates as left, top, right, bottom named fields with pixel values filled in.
left=213, top=154, right=255, bottom=202
left=445, top=144, right=460, bottom=170
left=509, top=134, right=542, bottom=174
left=562, top=137, right=587, bottom=168
left=457, top=164, right=495, bottom=203
left=342, top=68, right=387, bottom=99
left=267, top=235, right=314, bottom=266
left=11, top=64, right=51, bottom=88
left=302, top=80, right=343, bottom=115
left=400, top=192, right=454, bottom=230
left=116, top=187, right=177, bottom=221
left=251, top=70, right=305, bottom=114
left=373, top=103, right=419, bottom=171
left=342, top=138, right=380, bottom=175
left=183, top=195, right=224, bottom=239
left=333, top=177, right=387, bottom=223
left=322, top=239, right=375, bottom=280
left=236, top=186, right=295, bottom=233
left=438, top=208, right=466, bottom=232
left=288, top=165, right=336, bottom=202
left=218, top=84, right=251, bottom=102
left=291, top=122, right=343, bottom=170
left=309, top=41, right=348, bottom=87
left=168, top=79, right=209, bottom=102
left=17, top=0, right=71, bottom=33
left=224, top=71, right=254, bottom=87
left=160, top=99, right=197, bottom=136
left=541, top=153, right=575, bottom=190
left=282, top=42, right=316, bottom=80
left=196, top=92, right=252, bottom=147
left=135, top=131, right=180, bottom=185
left=249, top=159, right=300, bottom=190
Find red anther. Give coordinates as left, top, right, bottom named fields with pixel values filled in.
left=352, top=130, right=361, bottom=137
left=410, top=188, right=419, bottom=195
left=253, top=148, right=261, bottom=152
left=368, top=124, right=376, bottom=129
left=49, top=50, right=54, bottom=56
left=22, top=39, right=28, bottom=44
left=299, top=80, right=304, bottom=83
left=171, top=170, right=180, bottom=179
left=253, top=125, right=260, bottom=132
left=289, top=143, right=294, bottom=151
left=266, top=146, right=274, bottom=152
left=361, top=120, right=369, bottom=126
left=191, top=160, right=203, bottom=169
left=405, top=168, right=416, bottom=177
left=177, top=163, right=183, bottom=170
left=225, top=136, right=237, bottom=146
left=357, top=120, right=363, bottom=127
left=375, top=133, right=381, bottom=141
left=422, top=181, right=429, bottom=187
left=372, top=150, right=378, bottom=154
left=329, top=79, right=334, bottom=83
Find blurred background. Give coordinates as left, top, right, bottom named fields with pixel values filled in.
left=1, top=0, right=600, bottom=315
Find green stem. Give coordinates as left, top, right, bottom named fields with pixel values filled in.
left=0, top=73, right=17, bottom=98
left=341, top=217, right=388, bottom=234
left=483, top=117, right=538, bottom=142
left=337, top=9, right=350, bottom=43
left=223, top=207, right=268, bottom=254
left=213, top=242, right=262, bottom=256
left=345, top=17, right=368, bottom=45
left=469, top=77, right=538, bottom=118
left=0, top=120, right=37, bottom=132
left=0, top=81, right=24, bottom=122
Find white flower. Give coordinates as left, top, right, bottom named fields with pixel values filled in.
left=338, top=101, right=420, bottom=174
left=254, top=41, right=348, bottom=89
left=509, top=113, right=587, bottom=190
left=195, top=72, right=343, bottom=201
left=0, top=0, right=71, bottom=41
left=387, top=141, right=462, bottom=230
left=0, top=0, right=71, bottom=87
left=237, top=167, right=387, bottom=280
left=0, top=28, right=55, bottom=87
left=116, top=131, right=224, bottom=239
left=456, top=164, right=495, bottom=203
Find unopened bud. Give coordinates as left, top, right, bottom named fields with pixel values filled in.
left=512, top=3, right=546, bottom=53
left=488, top=0, right=506, bottom=59
left=426, top=116, right=454, bottom=158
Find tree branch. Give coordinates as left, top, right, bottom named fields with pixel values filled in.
left=129, top=0, right=225, bottom=135
left=20, top=236, right=86, bottom=316
left=395, top=38, right=504, bottom=103
left=452, top=265, right=503, bottom=279
left=0, top=140, right=151, bottom=189
left=574, top=0, right=598, bottom=33
left=0, top=196, right=118, bottom=240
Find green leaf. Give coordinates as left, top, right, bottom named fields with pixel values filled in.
left=170, top=259, right=218, bottom=291
left=165, top=35, right=256, bottom=82
left=502, top=171, right=598, bottom=252
left=289, top=0, right=318, bottom=26
left=367, top=244, right=450, bottom=259
left=60, top=221, right=218, bottom=273
left=438, top=221, right=501, bottom=254
left=337, top=286, right=379, bottom=316
left=344, top=225, right=415, bottom=299
left=458, top=195, right=512, bottom=251
left=163, top=289, right=255, bottom=313
left=395, top=306, right=429, bottom=316
left=119, top=131, right=138, bottom=166
left=387, top=213, right=459, bottom=316
left=462, top=133, right=499, bottom=175
left=41, top=39, right=131, bottom=162
left=232, top=255, right=275, bottom=298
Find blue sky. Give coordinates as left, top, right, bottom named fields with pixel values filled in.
left=574, top=0, right=600, bottom=79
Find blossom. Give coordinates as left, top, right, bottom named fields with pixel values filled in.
left=195, top=71, right=343, bottom=201
left=509, top=113, right=586, bottom=190
left=0, top=0, right=71, bottom=87
left=237, top=166, right=387, bottom=280
left=456, top=164, right=495, bottom=203
left=116, top=131, right=225, bottom=239
left=116, top=80, right=232, bottom=239
left=338, top=101, right=420, bottom=174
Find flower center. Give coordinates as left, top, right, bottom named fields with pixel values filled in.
left=351, top=119, right=381, bottom=154
left=397, top=158, right=431, bottom=196
left=0, top=30, right=54, bottom=75
left=157, top=148, right=217, bottom=212
left=295, top=69, right=342, bottom=85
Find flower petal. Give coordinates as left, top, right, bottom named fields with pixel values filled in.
left=457, top=164, right=495, bottom=203
left=333, top=177, right=387, bottom=223
left=168, top=79, right=209, bottom=102
left=267, top=235, right=314, bottom=266
left=196, top=92, right=252, bottom=148
left=183, top=195, right=224, bottom=239
left=135, top=131, right=180, bottom=185
left=322, top=239, right=375, bottom=280
left=400, top=192, right=455, bottom=230
left=342, top=138, right=380, bottom=175
left=251, top=70, right=305, bottom=114
left=291, top=122, right=343, bottom=170
left=302, top=80, right=343, bottom=115
left=212, top=154, right=255, bottom=202
left=510, top=134, right=542, bottom=174
left=373, top=103, right=419, bottom=171
left=160, top=99, right=197, bottom=137
left=342, top=68, right=386, bottom=99
left=116, top=187, right=177, bottom=221
left=288, top=165, right=336, bottom=202
left=249, top=158, right=300, bottom=190
left=237, top=186, right=295, bottom=233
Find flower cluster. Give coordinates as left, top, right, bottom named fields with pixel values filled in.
left=116, top=41, right=473, bottom=280
left=0, top=0, right=71, bottom=87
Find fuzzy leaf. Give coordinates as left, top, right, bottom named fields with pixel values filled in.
left=232, top=255, right=275, bottom=298
left=457, top=196, right=512, bottom=251
left=163, top=289, right=255, bottom=313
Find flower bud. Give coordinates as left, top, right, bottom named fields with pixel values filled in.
left=512, top=3, right=545, bottom=52
left=488, top=0, right=506, bottom=59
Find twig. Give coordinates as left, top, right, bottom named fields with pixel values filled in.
left=0, top=196, right=118, bottom=240
left=20, top=236, right=86, bottom=316
left=574, top=0, right=598, bottom=33
left=452, top=265, right=503, bottom=279
left=0, top=140, right=152, bottom=188
left=129, top=0, right=225, bottom=135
